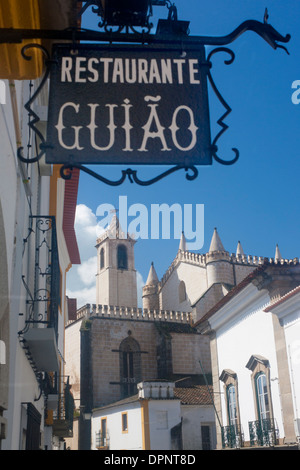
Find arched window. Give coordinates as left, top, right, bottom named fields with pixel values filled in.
left=100, top=248, right=105, bottom=269
left=178, top=281, right=186, bottom=303
left=119, top=335, right=141, bottom=398
left=117, top=244, right=128, bottom=270
left=255, top=372, right=270, bottom=421
left=227, top=384, right=238, bottom=427
left=219, top=369, right=243, bottom=448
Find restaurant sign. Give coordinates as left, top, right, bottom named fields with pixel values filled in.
left=46, top=44, right=212, bottom=166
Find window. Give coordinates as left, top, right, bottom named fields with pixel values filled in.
left=121, top=413, right=128, bottom=433
left=25, top=403, right=41, bottom=450
left=119, top=336, right=141, bottom=398
left=100, top=248, right=105, bottom=269
left=101, top=418, right=107, bottom=438
left=117, top=244, right=128, bottom=270
left=227, top=384, right=238, bottom=427
left=246, top=355, right=273, bottom=423
left=219, top=369, right=243, bottom=448
left=255, top=373, right=270, bottom=421
left=99, top=417, right=107, bottom=447
left=178, top=281, right=186, bottom=303
left=201, top=425, right=211, bottom=450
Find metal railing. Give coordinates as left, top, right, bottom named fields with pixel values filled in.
left=221, top=424, right=244, bottom=449
left=52, top=379, right=75, bottom=438
left=95, top=431, right=110, bottom=449
left=21, top=215, right=60, bottom=339
left=248, top=418, right=278, bottom=447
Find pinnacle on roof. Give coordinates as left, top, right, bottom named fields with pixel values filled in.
left=107, top=212, right=128, bottom=239
left=209, top=228, right=225, bottom=253
left=275, top=244, right=282, bottom=261
left=145, top=262, right=159, bottom=285
left=236, top=241, right=245, bottom=256
left=179, top=231, right=187, bottom=251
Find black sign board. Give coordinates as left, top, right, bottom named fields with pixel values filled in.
left=46, top=44, right=211, bottom=166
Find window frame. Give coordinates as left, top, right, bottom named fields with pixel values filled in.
left=255, top=372, right=271, bottom=421
left=100, top=247, right=105, bottom=270
left=227, top=384, right=238, bottom=428
left=219, top=369, right=241, bottom=429
left=121, top=412, right=128, bottom=433
left=246, top=355, right=274, bottom=423
left=178, top=280, right=186, bottom=303
left=117, top=244, right=128, bottom=270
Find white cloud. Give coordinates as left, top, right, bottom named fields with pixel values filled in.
left=77, top=256, right=97, bottom=286
left=74, top=204, right=105, bottom=260
left=66, top=285, right=96, bottom=310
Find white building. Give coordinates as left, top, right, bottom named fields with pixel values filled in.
left=264, top=286, right=300, bottom=443
left=91, top=381, right=216, bottom=451
left=0, top=0, right=80, bottom=450
left=196, top=260, right=300, bottom=450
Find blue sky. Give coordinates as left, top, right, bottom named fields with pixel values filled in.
left=66, top=1, right=300, bottom=307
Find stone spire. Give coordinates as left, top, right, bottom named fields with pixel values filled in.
left=275, top=244, right=282, bottom=261
left=143, top=262, right=159, bottom=310
left=209, top=228, right=225, bottom=253
left=145, top=262, right=159, bottom=286
left=179, top=231, right=187, bottom=251
left=236, top=241, right=244, bottom=256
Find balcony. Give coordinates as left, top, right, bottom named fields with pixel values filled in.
left=221, top=425, right=244, bottom=449
left=95, top=431, right=110, bottom=450
left=19, top=216, right=60, bottom=373
left=52, top=380, right=75, bottom=438
left=249, top=418, right=279, bottom=447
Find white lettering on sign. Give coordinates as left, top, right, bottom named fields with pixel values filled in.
left=60, top=56, right=201, bottom=85
left=55, top=95, right=198, bottom=153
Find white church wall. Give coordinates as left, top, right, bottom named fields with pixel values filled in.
left=160, top=262, right=207, bottom=312
left=284, top=316, right=300, bottom=434
left=269, top=291, right=300, bottom=434
left=210, top=285, right=285, bottom=443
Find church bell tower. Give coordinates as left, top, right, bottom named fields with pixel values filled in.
left=95, top=215, right=137, bottom=308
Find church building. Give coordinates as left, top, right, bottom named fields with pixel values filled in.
left=65, top=216, right=284, bottom=449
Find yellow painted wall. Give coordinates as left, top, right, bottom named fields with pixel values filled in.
left=0, top=0, right=43, bottom=79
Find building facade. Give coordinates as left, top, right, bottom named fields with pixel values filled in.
left=196, top=261, right=300, bottom=450
left=65, top=219, right=281, bottom=450
left=91, top=380, right=216, bottom=451
left=0, top=0, right=80, bottom=450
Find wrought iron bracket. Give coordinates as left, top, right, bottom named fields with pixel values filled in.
left=16, top=44, right=55, bottom=165
left=60, top=163, right=199, bottom=186
left=0, top=18, right=290, bottom=51
left=207, top=47, right=239, bottom=166
left=13, top=9, right=290, bottom=185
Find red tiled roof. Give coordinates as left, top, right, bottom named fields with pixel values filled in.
left=62, top=167, right=81, bottom=265
left=174, top=385, right=213, bottom=405
left=264, top=284, right=300, bottom=311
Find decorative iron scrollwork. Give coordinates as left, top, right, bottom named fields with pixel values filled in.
left=60, top=163, right=198, bottom=186
left=207, top=47, right=239, bottom=166
left=17, top=44, right=54, bottom=165
left=18, top=216, right=59, bottom=337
